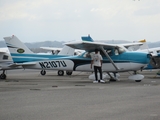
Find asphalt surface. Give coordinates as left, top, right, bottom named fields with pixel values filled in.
left=0, top=69, right=160, bottom=120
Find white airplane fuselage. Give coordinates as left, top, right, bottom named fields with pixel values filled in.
left=11, top=51, right=150, bottom=72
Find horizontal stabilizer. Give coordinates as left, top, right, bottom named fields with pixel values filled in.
left=8, top=62, right=36, bottom=67
left=58, top=46, right=75, bottom=55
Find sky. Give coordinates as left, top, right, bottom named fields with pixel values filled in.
left=0, top=0, right=160, bottom=43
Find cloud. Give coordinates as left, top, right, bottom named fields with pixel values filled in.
left=0, top=0, right=160, bottom=42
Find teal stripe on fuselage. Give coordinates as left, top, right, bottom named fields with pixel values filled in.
left=11, top=53, right=75, bottom=63
left=10, top=51, right=150, bottom=64
left=117, top=52, right=150, bottom=64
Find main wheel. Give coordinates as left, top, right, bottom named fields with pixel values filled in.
left=0, top=74, right=6, bottom=79
left=40, top=70, right=46, bottom=75
left=58, top=70, right=64, bottom=76
left=66, top=71, right=72, bottom=75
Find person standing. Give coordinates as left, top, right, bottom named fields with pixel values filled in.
left=91, top=49, right=105, bottom=83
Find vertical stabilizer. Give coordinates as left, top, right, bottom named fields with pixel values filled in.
left=3, top=35, right=33, bottom=54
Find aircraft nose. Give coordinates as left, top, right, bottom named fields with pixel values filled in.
left=147, top=53, right=158, bottom=66
left=145, top=53, right=151, bottom=63
left=133, top=52, right=150, bottom=64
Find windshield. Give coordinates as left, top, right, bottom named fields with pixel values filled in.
left=116, top=46, right=126, bottom=54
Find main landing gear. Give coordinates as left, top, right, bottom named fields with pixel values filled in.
left=0, top=70, right=7, bottom=79
left=58, top=70, right=64, bottom=76
left=58, top=70, right=73, bottom=76
left=106, top=72, right=120, bottom=81
left=40, top=70, right=73, bottom=76
left=40, top=70, right=46, bottom=75
left=57, top=70, right=73, bottom=76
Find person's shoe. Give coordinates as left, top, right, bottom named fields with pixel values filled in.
left=93, top=80, right=98, bottom=83
left=100, top=79, right=105, bottom=83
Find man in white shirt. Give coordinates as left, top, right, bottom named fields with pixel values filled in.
left=91, top=49, right=105, bottom=83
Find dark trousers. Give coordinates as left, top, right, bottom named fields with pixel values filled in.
left=94, top=66, right=102, bottom=80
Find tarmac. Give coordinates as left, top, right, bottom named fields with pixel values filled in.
left=0, top=69, right=160, bottom=120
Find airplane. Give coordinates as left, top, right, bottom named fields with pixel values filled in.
left=0, top=47, right=23, bottom=79
left=0, top=40, right=76, bottom=79
left=3, top=35, right=151, bottom=82
left=42, top=35, right=159, bottom=71
left=0, top=48, right=12, bottom=79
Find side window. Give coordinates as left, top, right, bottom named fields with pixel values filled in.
left=3, top=55, right=9, bottom=60
left=83, top=52, right=95, bottom=58
left=118, top=47, right=125, bottom=54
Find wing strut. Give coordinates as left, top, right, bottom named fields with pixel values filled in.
left=100, top=46, right=119, bottom=70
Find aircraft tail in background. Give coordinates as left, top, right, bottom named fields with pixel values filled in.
left=81, top=34, right=94, bottom=42
left=138, top=39, right=149, bottom=50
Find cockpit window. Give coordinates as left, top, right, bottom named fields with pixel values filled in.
left=114, top=48, right=119, bottom=55
left=3, top=55, right=8, bottom=60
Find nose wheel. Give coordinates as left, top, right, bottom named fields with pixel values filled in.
left=128, top=71, right=143, bottom=82
left=0, top=70, right=7, bottom=79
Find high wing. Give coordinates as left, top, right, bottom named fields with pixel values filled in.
left=80, top=35, right=144, bottom=50
left=120, top=42, right=143, bottom=49
left=65, top=41, right=120, bottom=52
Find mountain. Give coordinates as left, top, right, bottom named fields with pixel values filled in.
left=0, top=40, right=65, bottom=48
left=0, top=40, right=65, bottom=53
left=147, top=41, right=160, bottom=48
left=24, top=41, right=65, bottom=48
left=0, top=40, right=160, bottom=53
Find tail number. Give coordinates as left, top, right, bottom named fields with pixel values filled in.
left=39, top=61, right=67, bottom=68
